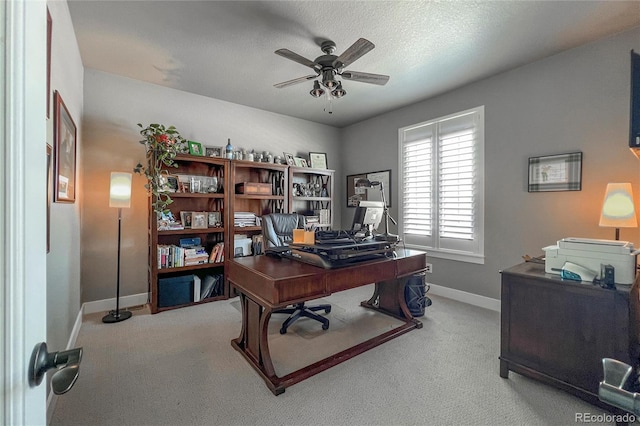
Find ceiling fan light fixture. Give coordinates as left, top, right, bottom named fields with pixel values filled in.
left=322, top=69, right=338, bottom=89
left=310, top=80, right=325, bottom=98
left=331, top=82, right=346, bottom=98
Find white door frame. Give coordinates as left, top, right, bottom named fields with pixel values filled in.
left=2, top=0, right=48, bottom=424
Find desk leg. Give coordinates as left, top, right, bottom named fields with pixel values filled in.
left=231, top=293, right=285, bottom=395
left=361, top=277, right=423, bottom=329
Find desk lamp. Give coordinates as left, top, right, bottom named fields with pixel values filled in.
left=103, top=172, right=133, bottom=323
left=355, top=178, right=399, bottom=243
left=599, top=182, right=637, bottom=241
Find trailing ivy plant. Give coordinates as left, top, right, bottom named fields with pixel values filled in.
left=134, top=123, right=188, bottom=215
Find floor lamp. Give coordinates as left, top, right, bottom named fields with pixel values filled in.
left=599, top=182, right=637, bottom=241
left=102, top=172, right=133, bottom=323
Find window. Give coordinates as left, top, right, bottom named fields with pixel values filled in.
left=398, top=106, right=484, bottom=263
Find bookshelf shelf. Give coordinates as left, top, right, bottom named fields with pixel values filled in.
left=157, top=261, right=224, bottom=274
left=158, top=227, right=224, bottom=236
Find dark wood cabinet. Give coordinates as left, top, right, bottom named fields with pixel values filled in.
left=500, top=262, right=639, bottom=410
left=629, top=50, right=640, bottom=157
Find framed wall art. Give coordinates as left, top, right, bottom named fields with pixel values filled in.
left=528, top=152, right=582, bottom=192
left=53, top=91, right=77, bottom=203
left=346, top=169, right=391, bottom=207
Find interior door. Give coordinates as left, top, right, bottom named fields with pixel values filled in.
left=1, top=1, right=48, bottom=424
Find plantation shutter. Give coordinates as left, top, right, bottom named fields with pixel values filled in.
left=399, top=106, right=484, bottom=260
left=438, top=127, right=475, bottom=241
left=401, top=124, right=434, bottom=247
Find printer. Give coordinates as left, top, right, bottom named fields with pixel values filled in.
left=543, top=238, right=639, bottom=285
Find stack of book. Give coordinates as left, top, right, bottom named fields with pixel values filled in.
left=234, top=212, right=257, bottom=227
left=184, top=246, right=209, bottom=266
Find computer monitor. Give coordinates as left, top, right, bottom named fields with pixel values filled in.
left=351, top=201, right=384, bottom=233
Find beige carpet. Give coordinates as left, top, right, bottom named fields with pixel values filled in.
left=50, top=284, right=612, bottom=426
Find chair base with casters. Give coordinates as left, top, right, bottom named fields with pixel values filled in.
left=274, top=302, right=331, bottom=334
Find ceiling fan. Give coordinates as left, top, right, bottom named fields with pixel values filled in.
left=273, top=38, right=390, bottom=101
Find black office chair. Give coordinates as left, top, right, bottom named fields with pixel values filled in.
left=261, top=213, right=331, bottom=334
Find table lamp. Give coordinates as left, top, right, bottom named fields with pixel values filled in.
left=599, top=182, right=637, bottom=241
left=102, top=172, right=133, bottom=323
left=355, top=178, right=399, bottom=243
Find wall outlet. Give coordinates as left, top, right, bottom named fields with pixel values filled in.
left=425, top=263, right=433, bottom=273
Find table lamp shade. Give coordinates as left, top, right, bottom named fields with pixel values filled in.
left=109, top=172, right=132, bottom=208
left=599, top=183, right=637, bottom=228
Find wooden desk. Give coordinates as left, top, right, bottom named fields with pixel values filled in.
left=228, top=248, right=427, bottom=395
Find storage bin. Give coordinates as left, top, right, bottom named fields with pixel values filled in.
left=158, top=275, right=194, bottom=307
left=235, top=182, right=272, bottom=195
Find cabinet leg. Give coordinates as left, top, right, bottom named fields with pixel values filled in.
left=500, top=359, right=509, bottom=378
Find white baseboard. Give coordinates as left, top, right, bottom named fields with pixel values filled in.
left=428, top=283, right=500, bottom=312
left=82, top=293, right=149, bottom=315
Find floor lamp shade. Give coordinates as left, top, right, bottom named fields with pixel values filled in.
left=109, top=172, right=132, bottom=208
left=599, top=183, right=637, bottom=240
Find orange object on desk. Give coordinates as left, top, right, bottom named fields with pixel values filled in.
left=293, top=229, right=315, bottom=245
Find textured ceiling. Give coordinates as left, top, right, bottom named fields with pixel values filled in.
left=67, top=1, right=640, bottom=128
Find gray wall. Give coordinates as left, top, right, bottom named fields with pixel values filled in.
left=341, top=27, right=640, bottom=300
left=46, top=0, right=83, bottom=357
left=80, top=70, right=342, bottom=302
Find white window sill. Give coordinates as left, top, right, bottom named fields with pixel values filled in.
left=402, top=244, right=485, bottom=264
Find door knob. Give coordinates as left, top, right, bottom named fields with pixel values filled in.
left=28, top=342, right=83, bottom=395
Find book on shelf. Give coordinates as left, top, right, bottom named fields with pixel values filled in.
left=315, top=209, right=330, bottom=225
left=158, top=244, right=210, bottom=269
left=209, top=242, right=224, bottom=263
left=200, top=274, right=223, bottom=299
left=193, top=275, right=202, bottom=302
left=234, top=212, right=257, bottom=227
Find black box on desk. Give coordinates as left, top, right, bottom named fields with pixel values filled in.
left=158, top=275, right=194, bottom=307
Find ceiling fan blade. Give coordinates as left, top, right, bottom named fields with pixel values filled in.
left=275, top=49, right=321, bottom=71
left=274, top=74, right=318, bottom=89
left=332, top=38, right=375, bottom=69
left=341, top=71, right=390, bottom=86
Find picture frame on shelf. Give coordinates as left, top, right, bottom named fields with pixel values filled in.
left=205, top=146, right=222, bottom=157
left=294, top=157, right=307, bottom=167
left=208, top=211, right=222, bottom=227
left=283, top=152, right=295, bottom=166
left=180, top=211, right=193, bottom=228
left=188, top=140, right=204, bottom=156
left=53, top=91, right=77, bottom=203
left=309, top=152, right=328, bottom=169
left=165, top=175, right=180, bottom=193
left=528, top=152, right=582, bottom=192
left=191, top=211, right=208, bottom=229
